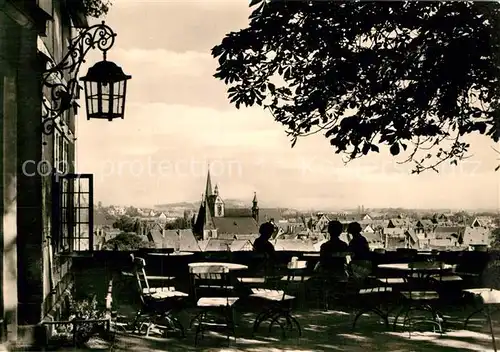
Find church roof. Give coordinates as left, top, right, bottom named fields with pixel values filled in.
left=224, top=208, right=253, bottom=217
left=212, top=217, right=259, bottom=235
left=259, top=208, right=283, bottom=222
left=193, top=200, right=214, bottom=235
left=163, top=229, right=202, bottom=251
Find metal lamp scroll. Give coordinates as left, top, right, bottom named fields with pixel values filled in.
left=41, top=21, right=131, bottom=142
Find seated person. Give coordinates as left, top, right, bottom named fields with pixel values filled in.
left=253, top=222, right=276, bottom=258
left=347, top=221, right=372, bottom=265
left=252, top=222, right=277, bottom=275
left=317, top=220, right=349, bottom=277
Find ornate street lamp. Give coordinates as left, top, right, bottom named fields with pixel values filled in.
left=41, top=21, right=131, bottom=140
left=80, top=55, right=131, bottom=121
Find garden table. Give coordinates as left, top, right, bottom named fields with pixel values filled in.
left=188, top=262, right=248, bottom=271
left=148, top=251, right=194, bottom=256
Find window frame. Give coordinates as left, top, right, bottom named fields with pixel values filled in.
left=52, top=173, right=94, bottom=253
left=53, top=129, right=70, bottom=174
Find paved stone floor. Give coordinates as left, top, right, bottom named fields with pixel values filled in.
left=76, top=303, right=499, bottom=352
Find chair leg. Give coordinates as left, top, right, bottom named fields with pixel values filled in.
left=253, top=307, right=275, bottom=334
left=485, top=305, right=497, bottom=352
left=464, top=307, right=485, bottom=329
left=194, top=312, right=205, bottom=347
left=400, top=303, right=443, bottom=336
left=168, top=315, right=185, bottom=338
left=352, top=307, right=389, bottom=331
left=189, top=312, right=204, bottom=329
left=267, top=309, right=300, bottom=338
left=323, top=289, right=328, bottom=311
left=268, top=311, right=287, bottom=338
left=405, top=306, right=413, bottom=339
left=224, top=308, right=236, bottom=345
left=145, top=322, right=154, bottom=337
left=131, top=310, right=142, bottom=333
left=393, top=305, right=407, bottom=331
left=287, top=313, right=302, bottom=337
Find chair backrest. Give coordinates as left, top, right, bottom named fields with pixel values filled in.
left=279, top=259, right=308, bottom=300
left=349, top=259, right=372, bottom=281
left=131, top=256, right=150, bottom=304
left=189, top=264, right=232, bottom=304
left=409, top=261, right=446, bottom=270
left=247, top=252, right=272, bottom=276
left=318, top=252, right=351, bottom=277
left=407, top=261, right=448, bottom=289
left=394, top=248, right=418, bottom=262
left=455, top=251, right=490, bottom=276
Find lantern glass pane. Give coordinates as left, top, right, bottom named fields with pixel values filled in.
left=88, top=81, right=101, bottom=115
left=112, top=81, right=123, bottom=116
left=101, top=82, right=110, bottom=115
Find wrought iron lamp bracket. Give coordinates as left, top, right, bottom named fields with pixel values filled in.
left=41, top=21, right=116, bottom=140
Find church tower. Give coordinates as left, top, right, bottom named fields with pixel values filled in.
left=252, top=192, right=259, bottom=223
left=193, top=193, right=215, bottom=240
left=213, top=184, right=224, bottom=217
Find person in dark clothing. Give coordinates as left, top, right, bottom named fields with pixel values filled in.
left=320, top=220, right=348, bottom=259
left=347, top=222, right=370, bottom=260
left=317, top=221, right=349, bottom=276
left=251, top=222, right=276, bottom=278
left=253, top=222, right=276, bottom=258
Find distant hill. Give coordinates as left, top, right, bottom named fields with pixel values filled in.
left=155, top=199, right=251, bottom=211
left=155, top=202, right=197, bottom=209
left=155, top=200, right=301, bottom=217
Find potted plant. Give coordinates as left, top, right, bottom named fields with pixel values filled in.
left=46, top=294, right=111, bottom=349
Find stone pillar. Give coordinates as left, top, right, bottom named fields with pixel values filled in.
left=15, top=25, right=44, bottom=343
left=0, top=11, right=21, bottom=343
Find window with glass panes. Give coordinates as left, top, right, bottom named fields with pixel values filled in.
left=54, top=174, right=93, bottom=252
left=54, top=130, right=70, bottom=174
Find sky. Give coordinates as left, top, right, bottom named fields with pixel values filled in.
left=76, top=0, right=500, bottom=211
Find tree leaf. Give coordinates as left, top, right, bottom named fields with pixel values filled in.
left=390, top=143, right=400, bottom=156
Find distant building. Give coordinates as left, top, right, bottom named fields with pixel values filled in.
left=193, top=169, right=259, bottom=241
left=158, top=212, right=167, bottom=223
left=144, top=225, right=198, bottom=251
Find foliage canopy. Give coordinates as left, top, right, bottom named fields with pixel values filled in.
left=103, top=232, right=151, bottom=251
left=212, top=1, right=500, bottom=173
left=112, top=216, right=138, bottom=233
left=82, top=0, right=111, bottom=18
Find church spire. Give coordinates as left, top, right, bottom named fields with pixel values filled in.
left=205, top=167, right=213, bottom=197
left=252, top=192, right=259, bottom=223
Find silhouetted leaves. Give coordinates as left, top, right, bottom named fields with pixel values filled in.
left=80, top=0, right=111, bottom=18
left=390, top=143, right=400, bottom=156
left=212, top=1, right=500, bottom=172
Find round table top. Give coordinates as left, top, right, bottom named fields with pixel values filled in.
left=188, top=262, right=248, bottom=270
left=148, top=251, right=194, bottom=256
left=378, top=263, right=454, bottom=271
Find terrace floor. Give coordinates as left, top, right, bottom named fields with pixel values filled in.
left=76, top=302, right=499, bottom=352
